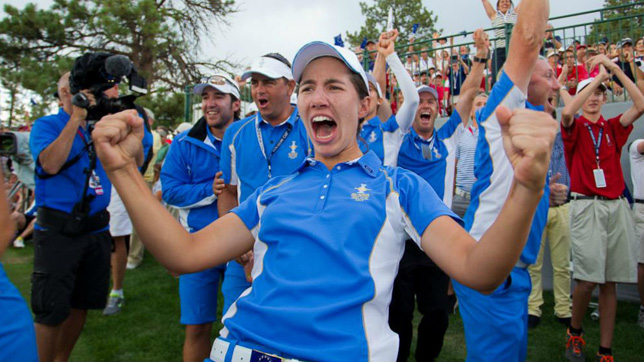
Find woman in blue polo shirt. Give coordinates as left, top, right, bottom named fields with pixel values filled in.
left=93, top=39, right=557, bottom=362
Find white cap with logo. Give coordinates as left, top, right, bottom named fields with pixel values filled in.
left=292, top=41, right=370, bottom=95
left=417, top=85, right=439, bottom=100
left=193, top=74, right=240, bottom=99
left=576, top=77, right=607, bottom=94
left=241, top=56, right=293, bottom=81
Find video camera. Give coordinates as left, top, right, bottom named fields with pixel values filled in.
left=70, top=52, right=148, bottom=123
left=0, top=131, right=35, bottom=189
left=0, top=132, right=17, bottom=156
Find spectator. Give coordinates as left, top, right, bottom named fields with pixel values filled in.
left=481, top=0, right=522, bottom=85
left=586, top=47, right=600, bottom=77
left=453, top=0, right=555, bottom=361
left=560, top=49, right=589, bottom=95
left=547, top=50, right=562, bottom=74
left=430, top=72, right=449, bottom=115
left=161, top=74, right=240, bottom=362
left=218, top=53, right=309, bottom=315
left=359, top=29, right=419, bottom=166
left=29, top=65, right=114, bottom=361
left=629, top=138, right=644, bottom=330
left=542, top=23, right=563, bottom=55
left=576, top=44, right=588, bottom=68
left=446, top=53, right=470, bottom=104
left=527, top=129, right=572, bottom=330
left=391, top=28, right=489, bottom=362
left=365, top=39, right=377, bottom=71
left=612, top=38, right=643, bottom=99
left=636, top=37, right=644, bottom=71
left=0, top=166, right=38, bottom=362
left=560, top=55, right=644, bottom=362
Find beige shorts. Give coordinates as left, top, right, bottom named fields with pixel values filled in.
left=634, top=203, right=644, bottom=264
left=570, top=196, right=637, bottom=283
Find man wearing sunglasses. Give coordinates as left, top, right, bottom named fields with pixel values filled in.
left=218, top=53, right=310, bottom=316
left=160, top=74, right=240, bottom=362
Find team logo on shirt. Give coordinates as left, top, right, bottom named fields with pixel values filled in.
left=369, top=131, right=377, bottom=143
left=288, top=141, right=298, bottom=159
left=433, top=148, right=442, bottom=159
left=351, top=184, right=371, bottom=202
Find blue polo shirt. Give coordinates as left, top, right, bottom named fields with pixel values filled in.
left=30, top=108, right=111, bottom=223
left=465, top=71, right=550, bottom=265
left=220, top=107, right=311, bottom=203
left=359, top=115, right=406, bottom=166
left=397, top=111, right=462, bottom=205
left=220, top=151, right=460, bottom=362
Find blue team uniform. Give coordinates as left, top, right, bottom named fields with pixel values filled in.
left=453, top=71, right=550, bottom=362
left=359, top=115, right=406, bottom=166
left=207, top=151, right=459, bottom=362
left=0, top=264, right=38, bottom=362
left=219, top=107, right=310, bottom=313
left=161, top=117, right=227, bottom=324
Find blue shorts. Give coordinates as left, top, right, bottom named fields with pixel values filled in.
left=221, top=261, right=251, bottom=315
left=0, top=264, right=38, bottom=362
left=453, top=267, right=531, bottom=362
left=179, top=264, right=226, bottom=325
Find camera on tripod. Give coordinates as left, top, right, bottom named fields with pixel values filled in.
left=69, top=52, right=148, bottom=124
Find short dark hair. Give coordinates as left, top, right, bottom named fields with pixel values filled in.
left=262, top=53, right=291, bottom=68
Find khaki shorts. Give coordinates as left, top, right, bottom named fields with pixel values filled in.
left=634, top=203, right=644, bottom=264
left=570, top=196, right=637, bottom=283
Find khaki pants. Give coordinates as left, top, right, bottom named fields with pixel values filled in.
left=126, top=181, right=152, bottom=266
left=528, top=203, right=572, bottom=318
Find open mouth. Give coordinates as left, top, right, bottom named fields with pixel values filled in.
left=311, top=116, right=337, bottom=142
left=257, top=97, right=269, bottom=108
left=546, top=96, right=555, bottom=110
left=420, top=112, right=432, bottom=122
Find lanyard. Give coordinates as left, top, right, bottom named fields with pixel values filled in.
left=412, top=132, right=436, bottom=160
left=585, top=124, right=603, bottom=168
left=255, top=113, right=293, bottom=178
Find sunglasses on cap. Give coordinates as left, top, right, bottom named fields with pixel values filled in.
left=200, top=75, right=234, bottom=86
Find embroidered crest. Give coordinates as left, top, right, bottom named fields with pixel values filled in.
left=369, top=131, right=377, bottom=143
left=433, top=147, right=442, bottom=159
left=288, top=141, right=298, bottom=159
left=351, top=183, right=371, bottom=202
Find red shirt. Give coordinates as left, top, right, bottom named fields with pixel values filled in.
left=562, top=114, right=633, bottom=198
left=557, top=64, right=589, bottom=95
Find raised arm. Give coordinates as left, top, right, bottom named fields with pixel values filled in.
left=590, top=55, right=644, bottom=126
left=504, top=0, right=549, bottom=93
left=92, top=110, right=254, bottom=275
left=455, top=29, right=490, bottom=126
left=561, top=64, right=609, bottom=128
left=423, top=106, right=557, bottom=292
left=481, top=0, right=497, bottom=20
left=378, top=30, right=419, bottom=132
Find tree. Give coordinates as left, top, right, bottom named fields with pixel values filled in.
left=588, top=0, right=644, bottom=45
left=0, top=0, right=237, bottom=124
left=345, top=0, right=440, bottom=49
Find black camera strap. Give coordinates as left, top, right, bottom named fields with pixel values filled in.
left=35, top=129, right=92, bottom=180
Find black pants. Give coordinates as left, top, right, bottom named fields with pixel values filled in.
left=389, top=240, right=450, bottom=362
left=491, top=47, right=507, bottom=87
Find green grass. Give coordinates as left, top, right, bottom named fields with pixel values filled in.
left=2, top=242, right=642, bottom=361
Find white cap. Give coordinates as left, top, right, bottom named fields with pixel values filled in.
left=175, top=122, right=192, bottom=135
left=366, top=73, right=383, bottom=98
left=193, top=74, right=240, bottom=99
left=241, top=56, right=293, bottom=81
left=292, top=41, right=369, bottom=95
left=576, top=77, right=607, bottom=94
left=417, top=85, right=439, bottom=100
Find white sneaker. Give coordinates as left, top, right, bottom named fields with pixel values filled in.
left=126, top=262, right=139, bottom=270
left=13, top=237, right=25, bottom=248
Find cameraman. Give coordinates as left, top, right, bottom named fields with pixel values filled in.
left=28, top=66, right=136, bottom=361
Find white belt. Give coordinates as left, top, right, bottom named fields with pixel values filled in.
left=210, top=338, right=304, bottom=362
left=454, top=187, right=471, bottom=200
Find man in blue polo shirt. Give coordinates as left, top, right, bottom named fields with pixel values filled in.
left=29, top=69, right=114, bottom=362
left=162, top=74, right=240, bottom=362
left=218, top=53, right=310, bottom=314
left=454, top=0, right=559, bottom=361
left=391, top=28, right=489, bottom=362
left=358, top=29, right=418, bottom=166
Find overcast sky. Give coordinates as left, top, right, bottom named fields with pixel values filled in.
left=2, top=0, right=606, bottom=69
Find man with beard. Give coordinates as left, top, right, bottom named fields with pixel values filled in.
left=218, top=53, right=310, bottom=315
left=161, top=74, right=240, bottom=362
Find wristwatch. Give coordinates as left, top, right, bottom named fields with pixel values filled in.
left=473, top=56, right=489, bottom=64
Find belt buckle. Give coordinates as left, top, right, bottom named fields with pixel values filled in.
left=250, top=350, right=283, bottom=362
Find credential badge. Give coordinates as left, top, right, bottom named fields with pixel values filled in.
left=351, top=183, right=371, bottom=202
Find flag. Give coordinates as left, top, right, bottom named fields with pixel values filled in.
left=334, top=34, right=345, bottom=48
left=360, top=36, right=368, bottom=49
left=412, top=23, right=419, bottom=34
left=30, top=98, right=37, bottom=106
